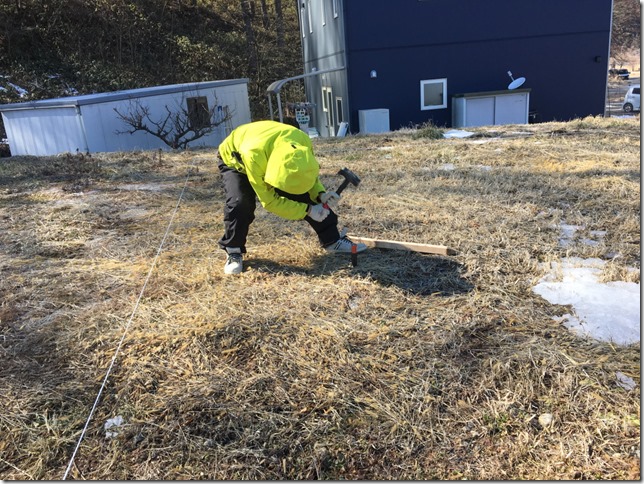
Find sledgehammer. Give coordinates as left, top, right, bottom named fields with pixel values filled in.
left=322, top=167, right=361, bottom=209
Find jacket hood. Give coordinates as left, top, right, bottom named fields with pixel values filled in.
left=264, top=141, right=319, bottom=194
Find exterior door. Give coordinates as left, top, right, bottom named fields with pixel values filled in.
left=322, top=86, right=335, bottom=136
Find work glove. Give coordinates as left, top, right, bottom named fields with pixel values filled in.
left=319, top=191, right=341, bottom=209
left=307, top=203, right=330, bottom=222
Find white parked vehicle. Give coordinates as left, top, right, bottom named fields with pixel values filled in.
left=623, top=85, right=640, bottom=113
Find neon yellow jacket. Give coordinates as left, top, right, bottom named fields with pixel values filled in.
left=218, top=121, right=326, bottom=220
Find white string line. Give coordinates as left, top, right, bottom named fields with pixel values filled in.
left=62, top=172, right=191, bottom=480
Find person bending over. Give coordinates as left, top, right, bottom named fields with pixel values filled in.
left=216, top=120, right=367, bottom=275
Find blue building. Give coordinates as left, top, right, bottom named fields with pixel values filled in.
left=288, top=0, right=613, bottom=137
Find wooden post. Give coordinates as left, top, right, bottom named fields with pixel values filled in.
left=348, top=235, right=456, bottom=256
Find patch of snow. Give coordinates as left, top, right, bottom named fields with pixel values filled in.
left=440, top=163, right=456, bottom=171
left=443, top=129, right=475, bottom=139
left=558, top=223, right=583, bottom=247
left=533, top=257, right=640, bottom=346
left=615, top=371, right=637, bottom=391
left=8, top=82, right=28, bottom=98
left=580, top=238, right=600, bottom=247
left=556, top=223, right=607, bottom=248
left=104, top=415, right=124, bottom=438
left=582, top=230, right=607, bottom=246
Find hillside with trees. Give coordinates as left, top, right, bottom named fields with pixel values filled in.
left=0, top=0, right=640, bottom=146
left=610, top=0, right=642, bottom=67
left=0, top=0, right=302, bottom=119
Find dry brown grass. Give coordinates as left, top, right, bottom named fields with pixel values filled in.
left=0, top=116, right=640, bottom=480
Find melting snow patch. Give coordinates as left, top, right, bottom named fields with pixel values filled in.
left=556, top=223, right=606, bottom=248
left=582, top=230, right=607, bottom=247
left=533, top=257, right=640, bottom=346
left=615, top=371, right=637, bottom=391
left=443, top=129, right=475, bottom=139
left=104, top=415, right=124, bottom=439
left=558, top=223, right=583, bottom=247
left=8, top=82, right=28, bottom=98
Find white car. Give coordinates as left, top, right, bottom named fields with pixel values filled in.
left=623, top=85, right=640, bottom=113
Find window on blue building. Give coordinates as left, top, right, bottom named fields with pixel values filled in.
left=420, top=79, right=447, bottom=110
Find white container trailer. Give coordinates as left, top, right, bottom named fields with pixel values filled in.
left=0, top=79, right=251, bottom=156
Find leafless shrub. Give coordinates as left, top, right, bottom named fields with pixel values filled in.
left=114, top=96, right=233, bottom=149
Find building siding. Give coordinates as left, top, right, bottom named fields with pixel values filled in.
left=299, top=0, right=612, bottom=135
left=299, top=0, right=349, bottom=137
left=0, top=80, right=251, bottom=156
left=1, top=107, right=86, bottom=156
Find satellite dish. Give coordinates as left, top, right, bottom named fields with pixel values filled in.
left=507, top=70, right=526, bottom=90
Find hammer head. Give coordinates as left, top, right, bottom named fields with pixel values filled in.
left=336, top=167, right=361, bottom=194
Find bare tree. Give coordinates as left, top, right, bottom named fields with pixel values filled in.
left=114, top=97, right=234, bottom=150
left=260, top=0, right=270, bottom=29
left=240, top=0, right=258, bottom=76
left=611, top=0, right=641, bottom=65
left=275, top=0, right=284, bottom=49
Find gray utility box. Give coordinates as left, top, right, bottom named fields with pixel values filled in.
left=359, top=108, right=390, bottom=133
left=452, top=89, right=530, bottom=128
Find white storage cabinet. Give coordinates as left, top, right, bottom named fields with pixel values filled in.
left=452, top=89, right=530, bottom=128
left=358, top=108, right=390, bottom=134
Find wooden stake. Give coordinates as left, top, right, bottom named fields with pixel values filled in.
left=348, top=235, right=456, bottom=256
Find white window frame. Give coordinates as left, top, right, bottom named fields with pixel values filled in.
left=300, top=2, right=306, bottom=38
left=321, top=86, right=330, bottom=112
left=335, top=97, right=344, bottom=124
left=420, top=78, right=447, bottom=110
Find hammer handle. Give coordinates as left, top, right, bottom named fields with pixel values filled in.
left=335, top=178, right=350, bottom=195
left=322, top=178, right=352, bottom=209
